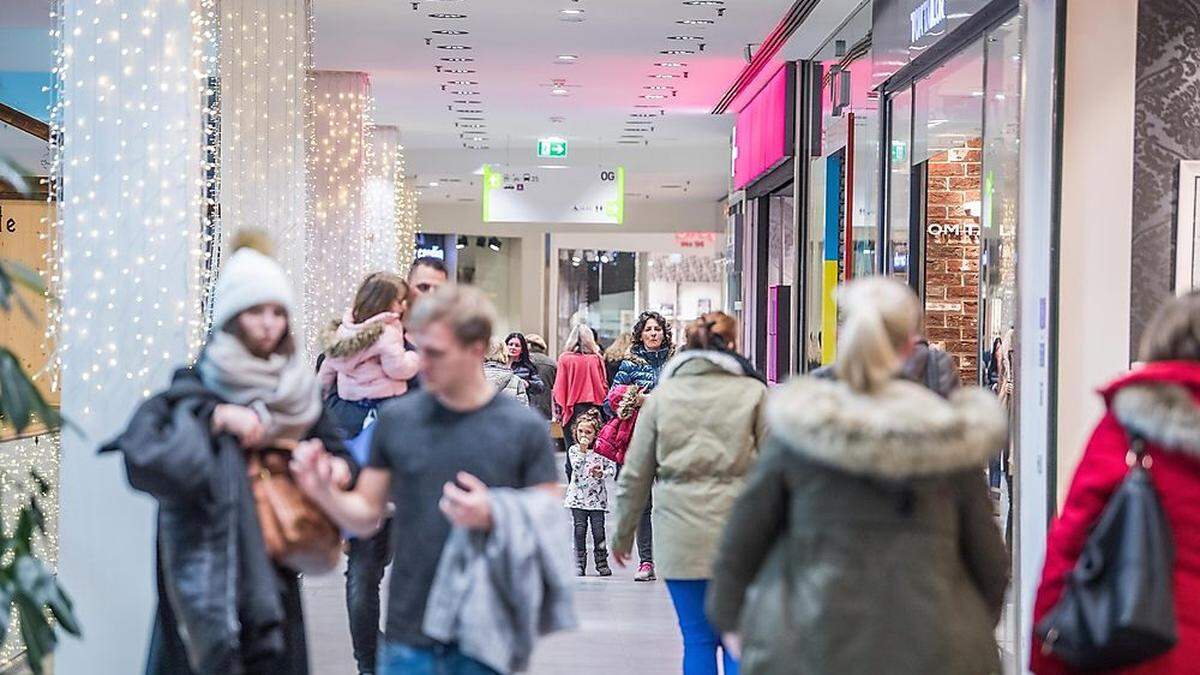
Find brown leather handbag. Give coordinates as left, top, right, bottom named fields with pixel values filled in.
left=247, top=444, right=342, bottom=575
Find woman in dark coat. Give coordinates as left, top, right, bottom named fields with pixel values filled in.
left=105, top=234, right=356, bottom=675
left=608, top=310, right=674, bottom=582
left=707, top=278, right=1009, bottom=675
left=505, top=331, right=546, bottom=396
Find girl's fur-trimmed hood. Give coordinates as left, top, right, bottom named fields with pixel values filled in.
left=1111, top=382, right=1200, bottom=458
left=322, top=311, right=399, bottom=359
left=768, top=377, right=1007, bottom=479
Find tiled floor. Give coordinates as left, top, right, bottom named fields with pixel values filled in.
left=302, top=509, right=682, bottom=675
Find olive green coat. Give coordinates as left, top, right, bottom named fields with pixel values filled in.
left=707, top=377, right=1010, bottom=675
left=613, top=350, right=769, bottom=579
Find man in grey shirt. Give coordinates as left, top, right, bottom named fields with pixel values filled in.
left=294, top=286, right=558, bottom=675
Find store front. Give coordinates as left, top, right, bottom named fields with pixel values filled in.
left=874, top=0, right=1024, bottom=667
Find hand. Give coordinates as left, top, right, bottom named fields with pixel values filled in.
left=440, top=472, right=493, bottom=531
left=723, top=633, right=742, bottom=660
left=635, top=392, right=647, bottom=407
left=212, top=404, right=264, bottom=448
left=290, top=439, right=334, bottom=498
left=330, top=457, right=353, bottom=490
left=612, top=548, right=631, bottom=569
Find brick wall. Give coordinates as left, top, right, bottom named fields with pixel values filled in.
left=924, top=139, right=982, bottom=384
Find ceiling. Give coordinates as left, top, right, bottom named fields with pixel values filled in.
left=312, top=0, right=801, bottom=202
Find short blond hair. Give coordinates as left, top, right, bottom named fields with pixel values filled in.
left=408, top=285, right=496, bottom=347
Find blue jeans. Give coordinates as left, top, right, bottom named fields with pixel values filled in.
left=377, top=642, right=499, bottom=675
left=665, top=579, right=739, bottom=675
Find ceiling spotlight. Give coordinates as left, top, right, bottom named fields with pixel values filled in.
left=641, top=94, right=668, bottom=100
left=630, top=112, right=661, bottom=118
left=626, top=120, right=655, bottom=125
left=487, top=237, right=502, bottom=252
left=458, top=123, right=486, bottom=129
left=667, top=35, right=705, bottom=41
left=442, top=68, right=476, bottom=74
left=445, top=80, right=478, bottom=85
left=432, top=29, right=469, bottom=35
left=456, top=236, right=468, bottom=250
left=551, top=87, right=569, bottom=96
left=644, top=85, right=675, bottom=90
left=429, top=181, right=440, bottom=187
left=550, top=115, right=566, bottom=123
left=449, top=90, right=480, bottom=95
left=660, top=49, right=696, bottom=55
left=457, top=111, right=485, bottom=116
left=429, top=13, right=467, bottom=18
left=617, top=140, right=643, bottom=145
left=683, top=0, right=724, bottom=5
left=441, top=57, right=475, bottom=62
left=461, top=130, right=487, bottom=135
left=555, top=54, right=580, bottom=62
left=655, top=61, right=687, bottom=68
left=476, top=236, right=487, bottom=248
left=649, top=73, right=682, bottom=79
left=437, top=44, right=472, bottom=50
left=677, top=18, right=714, bottom=25
left=452, top=99, right=482, bottom=104
left=599, top=253, right=611, bottom=264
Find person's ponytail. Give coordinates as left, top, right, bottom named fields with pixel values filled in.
left=833, top=278, right=920, bottom=393
left=685, top=311, right=738, bottom=353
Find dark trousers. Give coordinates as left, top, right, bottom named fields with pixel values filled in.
left=571, top=508, right=607, bottom=553
left=345, top=521, right=393, bottom=675
left=637, top=492, right=653, bottom=564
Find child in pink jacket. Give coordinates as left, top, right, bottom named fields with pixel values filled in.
left=318, top=272, right=421, bottom=433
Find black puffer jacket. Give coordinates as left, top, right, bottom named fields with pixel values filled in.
left=103, top=368, right=351, bottom=675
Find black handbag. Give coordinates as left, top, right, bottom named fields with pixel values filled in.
left=1035, top=438, right=1177, bottom=670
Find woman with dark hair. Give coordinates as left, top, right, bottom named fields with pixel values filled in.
left=614, top=312, right=767, bottom=675
left=505, top=331, right=546, bottom=396
left=608, top=310, right=674, bottom=582
left=1031, top=291, right=1200, bottom=674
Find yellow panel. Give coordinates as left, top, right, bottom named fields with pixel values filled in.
left=821, top=261, right=839, bottom=365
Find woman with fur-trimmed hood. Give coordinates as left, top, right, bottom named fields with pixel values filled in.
left=706, top=278, right=1009, bottom=675
left=1031, top=292, right=1200, bottom=674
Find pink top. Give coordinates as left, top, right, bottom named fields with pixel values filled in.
left=318, top=311, right=420, bottom=401
left=553, top=351, right=608, bottom=426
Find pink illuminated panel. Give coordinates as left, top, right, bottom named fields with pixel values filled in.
left=733, top=66, right=789, bottom=190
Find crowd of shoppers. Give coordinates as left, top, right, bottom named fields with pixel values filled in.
left=102, top=227, right=1200, bottom=675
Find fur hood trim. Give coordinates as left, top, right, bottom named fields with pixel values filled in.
left=1112, top=383, right=1200, bottom=457
left=322, top=311, right=399, bottom=359
left=661, top=350, right=749, bottom=381
left=767, top=377, right=1007, bottom=479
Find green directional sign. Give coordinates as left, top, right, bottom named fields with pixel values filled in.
left=537, top=137, right=568, bottom=158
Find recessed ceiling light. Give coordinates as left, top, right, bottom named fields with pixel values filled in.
left=432, top=29, right=469, bottom=35
left=550, top=115, right=566, bottom=123
left=445, top=80, right=478, bottom=85
left=459, top=123, right=486, bottom=129
left=452, top=99, right=481, bottom=104
left=551, top=87, right=569, bottom=96
left=442, top=68, right=476, bottom=74
left=538, top=164, right=569, bottom=170
left=649, top=73, right=682, bottom=79
left=626, top=120, right=655, bottom=125
left=644, top=85, right=675, bottom=90
left=660, top=49, right=695, bottom=55
left=617, top=140, right=642, bottom=145
left=630, top=112, right=661, bottom=118
left=555, top=54, right=580, bottom=63
left=449, top=90, right=480, bottom=95
left=457, top=111, right=485, bottom=116
left=667, top=35, right=704, bottom=41
left=655, top=61, right=687, bottom=68
left=429, top=181, right=440, bottom=187
left=558, top=8, right=585, bottom=22
left=683, top=1, right=724, bottom=5
left=441, top=57, right=475, bottom=63
left=634, top=104, right=664, bottom=109
left=661, top=184, right=684, bottom=189
left=429, top=13, right=467, bottom=19
left=437, top=44, right=472, bottom=50
left=677, top=18, right=714, bottom=25
left=641, top=94, right=668, bottom=100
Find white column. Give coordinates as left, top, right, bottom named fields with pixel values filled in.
left=54, top=0, right=208, bottom=671
left=218, top=0, right=311, bottom=336
left=306, top=70, right=370, bottom=351
left=364, top=125, right=401, bottom=274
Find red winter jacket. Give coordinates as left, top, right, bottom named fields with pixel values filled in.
left=595, top=384, right=639, bottom=465
left=1031, top=361, right=1200, bottom=674
left=553, top=351, right=608, bottom=428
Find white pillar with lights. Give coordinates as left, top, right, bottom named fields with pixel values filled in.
left=364, top=125, right=402, bottom=274
left=218, top=0, right=312, bottom=331
left=306, top=70, right=371, bottom=353
left=53, top=0, right=210, bottom=671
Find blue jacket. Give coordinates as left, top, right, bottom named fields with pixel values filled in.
left=610, top=345, right=672, bottom=393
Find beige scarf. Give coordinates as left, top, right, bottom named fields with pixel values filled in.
left=198, top=331, right=323, bottom=444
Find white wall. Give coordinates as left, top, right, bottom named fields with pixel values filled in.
left=1056, top=0, right=1138, bottom=496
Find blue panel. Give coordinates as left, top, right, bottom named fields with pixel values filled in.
left=0, top=71, right=53, bottom=122
left=823, top=153, right=843, bottom=261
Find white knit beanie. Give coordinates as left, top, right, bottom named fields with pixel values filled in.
left=210, top=232, right=296, bottom=330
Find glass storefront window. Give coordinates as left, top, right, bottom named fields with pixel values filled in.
left=887, top=88, right=913, bottom=281
left=556, top=249, right=637, bottom=350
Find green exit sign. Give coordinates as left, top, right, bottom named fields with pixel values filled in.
left=537, top=137, right=568, bottom=158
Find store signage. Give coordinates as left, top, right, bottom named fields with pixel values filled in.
left=415, top=246, right=445, bottom=260
left=482, top=165, right=624, bottom=224
left=536, top=137, right=568, bottom=158
left=733, top=63, right=794, bottom=190
left=910, top=0, right=947, bottom=44
left=674, top=232, right=718, bottom=250
left=927, top=222, right=981, bottom=239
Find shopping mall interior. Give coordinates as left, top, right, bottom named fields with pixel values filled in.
left=1, top=0, right=1199, bottom=673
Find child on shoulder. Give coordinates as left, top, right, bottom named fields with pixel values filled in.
left=564, top=410, right=617, bottom=577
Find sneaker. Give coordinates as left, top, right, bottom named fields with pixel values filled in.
left=594, top=549, right=612, bottom=577
left=634, top=562, right=656, bottom=582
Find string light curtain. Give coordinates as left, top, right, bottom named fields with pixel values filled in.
left=364, top=125, right=401, bottom=274
left=51, top=0, right=214, bottom=670
left=395, top=139, right=421, bottom=276
left=306, top=70, right=371, bottom=354
left=218, top=0, right=312, bottom=332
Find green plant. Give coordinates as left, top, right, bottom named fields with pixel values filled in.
left=0, top=155, right=79, bottom=674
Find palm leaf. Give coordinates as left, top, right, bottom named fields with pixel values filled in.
left=0, top=348, right=61, bottom=434
left=0, top=259, right=47, bottom=316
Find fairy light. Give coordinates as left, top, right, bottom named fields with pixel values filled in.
left=394, top=144, right=421, bottom=276
left=364, top=125, right=402, bottom=274
left=305, top=70, right=372, bottom=355
left=217, top=0, right=311, bottom=340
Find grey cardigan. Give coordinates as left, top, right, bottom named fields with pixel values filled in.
left=423, top=488, right=577, bottom=674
